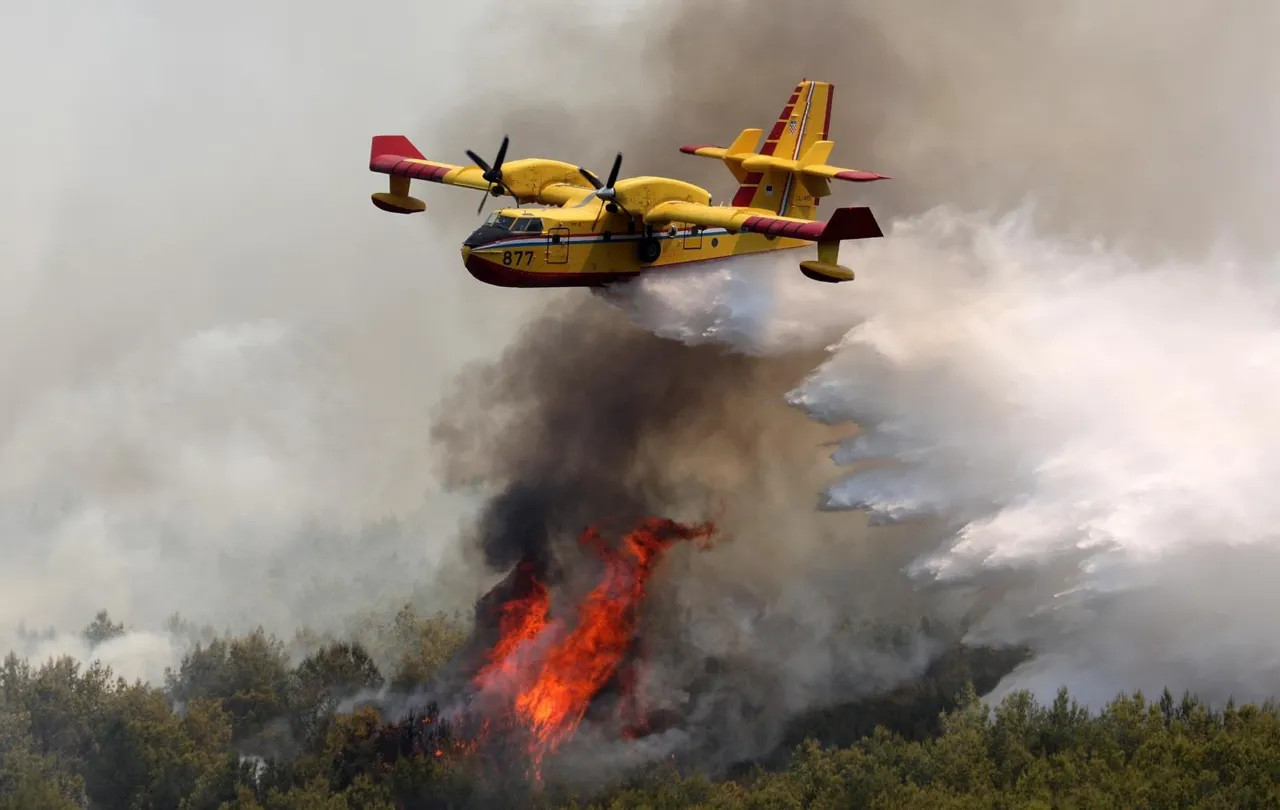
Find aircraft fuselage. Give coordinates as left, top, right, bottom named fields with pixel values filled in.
left=459, top=208, right=806, bottom=288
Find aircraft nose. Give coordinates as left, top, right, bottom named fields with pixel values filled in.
left=460, top=245, right=472, bottom=263
left=463, top=224, right=507, bottom=248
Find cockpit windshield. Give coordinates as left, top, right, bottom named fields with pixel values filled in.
left=483, top=213, right=518, bottom=230
left=480, top=213, right=544, bottom=233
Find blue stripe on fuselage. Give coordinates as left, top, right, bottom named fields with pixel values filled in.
left=468, top=227, right=733, bottom=251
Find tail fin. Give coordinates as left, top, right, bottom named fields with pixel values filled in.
left=730, top=79, right=834, bottom=217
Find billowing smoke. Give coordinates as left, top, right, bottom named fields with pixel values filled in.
left=8, top=0, right=1280, bottom=787
left=421, top=0, right=1280, bottom=774
left=425, top=293, right=945, bottom=773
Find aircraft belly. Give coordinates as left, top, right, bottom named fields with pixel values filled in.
left=462, top=246, right=637, bottom=288
left=461, top=230, right=810, bottom=288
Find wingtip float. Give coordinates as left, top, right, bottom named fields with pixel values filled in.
left=368, top=79, right=890, bottom=288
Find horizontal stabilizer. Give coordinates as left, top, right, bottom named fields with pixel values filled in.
left=815, top=167, right=890, bottom=182
left=680, top=129, right=762, bottom=183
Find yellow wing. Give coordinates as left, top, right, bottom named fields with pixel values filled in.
left=368, top=135, right=493, bottom=213
left=643, top=200, right=883, bottom=243
left=368, top=135, right=596, bottom=214
left=369, top=135, right=493, bottom=191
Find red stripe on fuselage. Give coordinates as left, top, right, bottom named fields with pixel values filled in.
left=822, top=85, right=834, bottom=140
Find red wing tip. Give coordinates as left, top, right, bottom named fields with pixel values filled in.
left=834, top=170, right=891, bottom=182
left=825, top=206, right=884, bottom=240
left=371, top=134, right=424, bottom=162
left=679, top=144, right=716, bottom=154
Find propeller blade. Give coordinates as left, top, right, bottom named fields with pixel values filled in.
left=578, top=167, right=603, bottom=189
left=492, top=135, right=509, bottom=172
left=466, top=149, right=491, bottom=174
left=605, top=152, right=623, bottom=188
left=476, top=185, right=490, bottom=215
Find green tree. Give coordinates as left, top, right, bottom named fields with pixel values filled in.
left=83, top=683, right=244, bottom=809
left=82, top=610, right=126, bottom=649
left=0, top=707, right=83, bottom=807
left=165, top=628, right=291, bottom=747
left=1, top=774, right=81, bottom=810
left=384, top=607, right=468, bottom=690
left=19, top=656, right=117, bottom=769
left=286, top=642, right=384, bottom=749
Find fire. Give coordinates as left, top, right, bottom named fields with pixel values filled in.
left=471, top=558, right=551, bottom=695
left=468, top=517, right=715, bottom=774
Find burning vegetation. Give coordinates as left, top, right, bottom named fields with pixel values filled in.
left=381, top=517, right=717, bottom=784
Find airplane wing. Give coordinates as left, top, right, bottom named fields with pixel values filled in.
left=644, top=201, right=883, bottom=242
left=797, top=163, right=888, bottom=183
left=369, top=135, right=492, bottom=192
left=537, top=183, right=596, bottom=207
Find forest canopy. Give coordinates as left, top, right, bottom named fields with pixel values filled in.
left=3, top=609, right=1279, bottom=809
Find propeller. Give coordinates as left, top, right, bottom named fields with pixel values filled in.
left=576, top=152, right=629, bottom=226
left=466, top=135, right=514, bottom=215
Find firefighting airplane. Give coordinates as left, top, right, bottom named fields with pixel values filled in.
left=367, top=79, right=889, bottom=288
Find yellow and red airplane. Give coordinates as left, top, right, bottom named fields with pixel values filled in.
left=367, top=79, right=889, bottom=288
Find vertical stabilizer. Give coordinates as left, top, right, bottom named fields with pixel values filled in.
left=729, top=79, right=834, bottom=217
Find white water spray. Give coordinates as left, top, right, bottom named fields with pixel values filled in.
left=608, top=205, right=1280, bottom=707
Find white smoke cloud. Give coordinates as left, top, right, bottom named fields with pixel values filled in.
left=12, top=631, right=182, bottom=687
left=604, top=202, right=1280, bottom=709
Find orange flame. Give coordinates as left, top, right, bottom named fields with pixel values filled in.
left=472, top=558, right=551, bottom=695
left=470, top=517, right=714, bottom=774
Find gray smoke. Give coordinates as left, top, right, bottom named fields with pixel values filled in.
left=7, top=0, right=1279, bottom=787
left=419, top=0, right=1280, bottom=778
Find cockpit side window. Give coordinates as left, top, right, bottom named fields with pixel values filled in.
left=515, top=217, right=544, bottom=233
left=491, top=214, right=516, bottom=230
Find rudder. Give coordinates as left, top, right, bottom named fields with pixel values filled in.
left=730, top=79, right=834, bottom=217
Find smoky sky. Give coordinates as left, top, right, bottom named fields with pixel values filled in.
left=5, top=0, right=1277, bottom=767
left=418, top=0, right=1280, bottom=774
left=0, top=0, right=624, bottom=666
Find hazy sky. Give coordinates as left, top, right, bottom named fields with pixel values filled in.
left=0, top=0, right=638, bottom=649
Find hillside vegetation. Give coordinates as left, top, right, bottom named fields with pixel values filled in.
left=3, top=611, right=1278, bottom=809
